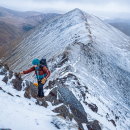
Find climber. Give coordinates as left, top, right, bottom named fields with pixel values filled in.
left=19, top=58, right=50, bottom=99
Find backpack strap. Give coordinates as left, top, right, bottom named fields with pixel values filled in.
left=40, top=64, right=47, bottom=79
left=40, top=64, right=44, bottom=71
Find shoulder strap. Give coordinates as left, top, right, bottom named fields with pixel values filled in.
left=40, top=64, right=44, bottom=71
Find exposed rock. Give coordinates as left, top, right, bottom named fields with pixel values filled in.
left=52, top=105, right=73, bottom=120
left=109, top=119, right=116, bottom=126
left=0, top=87, right=3, bottom=90
left=70, top=106, right=88, bottom=123
left=16, top=95, right=21, bottom=98
left=115, top=115, right=119, bottom=120
left=2, top=75, right=8, bottom=84
left=4, top=64, right=9, bottom=70
left=49, top=82, right=88, bottom=130
left=24, top=80, right=38, bottom=99
left=45, top=91, right=63, bottom=106
left=12, top=78, right=22, bottom=91
left=88, top=103, right=98, bottom=113
left=9, top=70, right=13, bottom=79
left=45, top=80, right=56, bottom=89
left=7, top=92, right=14, bottom=96
left=35, top=98, right=48, bottom=108
left=78, top=123, right=84, bottom=130
left=0, top=67, right=7, bottom=75
left=87, top=120, right=101, bottom=130
left=51, top=121, right=60, bottom=129
left=56, top=85, right=87, bottom=117
left=24, top=85, right=31, bottom=99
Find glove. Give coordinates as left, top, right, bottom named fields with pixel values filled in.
left=41, top=78, right=46, bottom=84
left=19, top=72, right=23, bottom=77
left=33, top=83, right=38, bottom=87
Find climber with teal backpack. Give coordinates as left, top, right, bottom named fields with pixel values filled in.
left=19, top=58, right=50, bottom=99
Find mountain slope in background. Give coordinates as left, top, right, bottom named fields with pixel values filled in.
left=104, top=18, right=130, bottom=36
left=104, top=18, right=130, bottom=24
left=109, top=22, right=130, bottom=37
left=1, top=8, right=130, bottom=130
left=0, top=6, right=60, bottom=48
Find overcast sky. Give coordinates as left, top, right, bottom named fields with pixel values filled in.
left=1, top=0, right=130, bottom=14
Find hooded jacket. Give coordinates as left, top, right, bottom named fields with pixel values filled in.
left=23, top=64, right=50, bottom=80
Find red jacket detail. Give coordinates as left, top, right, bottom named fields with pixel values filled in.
left=23, top=64, right=50, bottom=79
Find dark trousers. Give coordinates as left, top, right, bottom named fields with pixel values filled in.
left=38, top=80, right=44, bottom=97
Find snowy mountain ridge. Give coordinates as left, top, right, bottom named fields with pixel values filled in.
left=1, top=8, right=130, bottom=130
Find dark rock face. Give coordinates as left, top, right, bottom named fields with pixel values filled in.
left=87, top=120, right=101, bottom=130
left=88, top=103, right=98, bottom=113
left=54, top=73, right=89, bottom=102
left=35, top=98, right=48, bottom=108
left=12, top=77, right=22, bottom=91
left=7, top=92, right=14, bottom=96
left=0, top=67, right=7, bottom=75
left=56, top=84, right=87, bottom=117
left=52, top=105, right=73, bottom=120
left=24, top=80, right=38, bottom=99
left=24, top=84, right=31, bottom=99
left=16, top=95, right=21, bottom=98
left=9, top=70, right=13, bottom=79
left=109, top=119, right=116, bottom=126
left=3, top=64, right=9, bottom=70
left=2, top=75, right=8, bottom=84
left=45, top=90, right=63, bottom=106
left=48, top=83, right=88, bottom=130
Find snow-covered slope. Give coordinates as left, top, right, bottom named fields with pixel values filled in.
left=0, top=64, right=79, bottom=130
left=1, top=8, right=130, bottom=130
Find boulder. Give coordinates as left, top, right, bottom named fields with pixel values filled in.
left=52, top=105, right=73, bottom=120
left=12, top=78, right=22, bottom=91
left=88, top=103, right=98, bottom=113
left=9, top=70, right=13, bottom=79
left=2, top=76, right=8, bottom=84
left=87, top=120, right=101, bottom=130
left=49, top=81, right=88, bottom=130
left=24, top=80, right=38, bottom=99
left=35, top=98, right=48, bottom=108
left=45, top=90, right=63, bottom=106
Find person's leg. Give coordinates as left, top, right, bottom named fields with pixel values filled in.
left=38, top=81, right=44, bottom=97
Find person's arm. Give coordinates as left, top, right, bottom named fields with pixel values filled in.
left=23, top=66, right=35, bottom=74
left=43, top=66, right=50, bottom=79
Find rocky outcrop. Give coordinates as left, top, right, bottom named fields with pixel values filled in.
left=35, top=98, right=48, bottom=108
left=88, top=103, right=98, bottom=113
left=52, top=105, right=73, bottom=120
left=11, top=73, right=23, bottom=91
left=48, top=81, right=89, bottom=130
left=24, top=80, right=38, bottom=99
left=2, top=75, right=8, bottom=84
left=87, top=120, right=101, bottom=130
